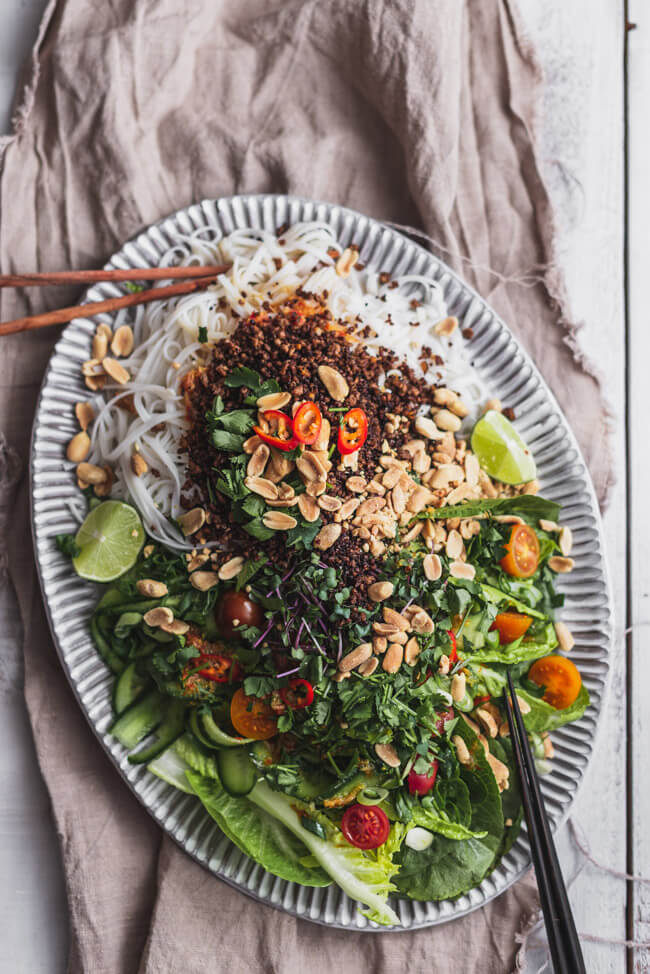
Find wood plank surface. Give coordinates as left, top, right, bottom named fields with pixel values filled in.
left=0, top=2, right=630, bottom=973
left=517, top=1, right=628, bottom=971
left=627, top=3, right=650, bottom=971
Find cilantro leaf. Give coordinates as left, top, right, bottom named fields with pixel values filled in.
left=235, top=555, right=268, bottom=591
left=210, top=429, right=246, bottom=452
left=224, top=366, right=263, bottom=390
left=216, top=410, right=255, bottom=435
left=55, top=533, right=81, bottom=558
left=243, top=518, right=276, bottom=541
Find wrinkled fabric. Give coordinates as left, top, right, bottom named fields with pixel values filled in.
left=0, top=1, right=611, bottom=972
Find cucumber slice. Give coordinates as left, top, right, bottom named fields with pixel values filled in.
left=113, top=662, right=150, bottom=715
left=201, top=711, right=252, bottom=747
left=90, top=614, right=126, bottom=674
left=128, top=700, right=185, bottom=764
left=216, top=748, right=257, bottom=797
left=110, top=689, right=164, bottom=749
left=188, top=710, right=219, bottom=749
left=147, top=744, right=194, bottom=794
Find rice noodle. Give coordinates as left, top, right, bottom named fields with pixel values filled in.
left=87, top=222, right=486, bottom=549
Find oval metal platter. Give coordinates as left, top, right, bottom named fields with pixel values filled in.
left=30, top=194, right=612, bottom=930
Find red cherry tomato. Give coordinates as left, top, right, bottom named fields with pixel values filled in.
left=448, top=630, right=458, bottom=664
left=435, top=707, right=455, bottom=734
left=279, top=678, right=314, bottom=709
left=407, top=759, right=439, bottom=796
left=216, top=590, right=264, bottom=641
left=337, top=408, right=368, bottom=455
left=293, top=402, right=322, bottom=445
left=253, top=410, right=298, bottom=451
left=193, top=653, right=242, bottom=683
left=490, top=611, right=533, bottom=644
left=341, top=804, right=390, bottom=850
left=500, top=524, right=540, bottom=578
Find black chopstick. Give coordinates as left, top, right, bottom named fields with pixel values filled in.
left=504, top=673, right=586, bottom=974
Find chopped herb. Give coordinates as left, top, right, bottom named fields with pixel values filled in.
left=55, top=533, right=81, bottom=558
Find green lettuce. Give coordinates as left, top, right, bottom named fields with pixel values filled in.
left=410, top=778, right=487, bottom=841
left=478, top=583, right=546, bottom=619
left=463, top=622, right=558, bottom=665
left=395, top=719, right=505, bottom=901
left=187, top=772, right=331, bottom=888
left=518, top=685, right=590, bottom=733
left=488, top=737, right=523, bottom=857
left=247, top=780, right=400, bottom=925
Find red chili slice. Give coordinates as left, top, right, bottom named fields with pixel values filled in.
left=448, top=630, right=458, bottom=664
left=341, top=804, right=390, bottom=850
left=293, top=402, right=322, bottom=446
left=253, top=410, right=298, bottom=451
left=337, top=408, right=368, bottom=455
left=473, top=694, right=491, bottom=707
left=192, top=653, right=242, bottom=683
left=279, top=677, right=314, bottom=709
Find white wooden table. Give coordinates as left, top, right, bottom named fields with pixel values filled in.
left=0, top=2, right=645, bottom=971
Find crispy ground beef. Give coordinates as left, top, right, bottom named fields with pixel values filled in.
left=181, top=300, right=440, bottom=603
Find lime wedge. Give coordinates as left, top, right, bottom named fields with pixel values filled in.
left=73, top=500, right=144, bottom=582
left=470, top=410, right=536, bottom=485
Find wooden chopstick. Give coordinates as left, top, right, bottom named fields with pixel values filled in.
left=0, top=264, right=229, bottom=287
left=0, top=273, right=227, bottom=337
left=504, top=673, right=586, bottom=974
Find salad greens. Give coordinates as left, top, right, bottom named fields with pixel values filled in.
left=86, top=503, right=588, bottom=925
left=395, top=721, right=504, bottom=901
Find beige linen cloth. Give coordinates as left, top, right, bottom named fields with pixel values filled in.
left=0, top=1, right=612, bottom=972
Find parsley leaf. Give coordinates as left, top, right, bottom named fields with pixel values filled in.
left=55, top=533, right=81, bottom=558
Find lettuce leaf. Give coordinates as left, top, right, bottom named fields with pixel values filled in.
left=518, top=684, right=590, bottom=733
left=463, top=622, right=558, bottom=665
left=247, top=780, right=400, bottom=925
left=478, top=583, right=547, bottom=620
left=395, top=719, right=505, bottom=901
left=175, top=734, right=221, bottom=778
left=488, top=737, right=523, bottom=856
left=187, top=772, right=331, bottom=888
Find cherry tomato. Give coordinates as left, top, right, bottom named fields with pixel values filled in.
left=500, top=524, right=540, bottom=578
left=407, top=759, right=439, bottom=796
left=194, top=653, right=242, bottom=683
left=230, top=687, right=278, bottom=740
left=448, top=630, right=458, bottom=664
left=292, top=402, right=322, bottom=445
left=490, top=611, right=533, bottom=644
left=253, top=410, right=298, bottom=451
left=216, top=590, right=264, bottom=641
left=341, top=804, right=390, bottom=850
left=435, top=707, right=455, bottom=734
left=528, top=655, right=582, bottom=710
left=337, top=408, right=368, bottom=455
left=279, top=678, right=314, bottom=709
